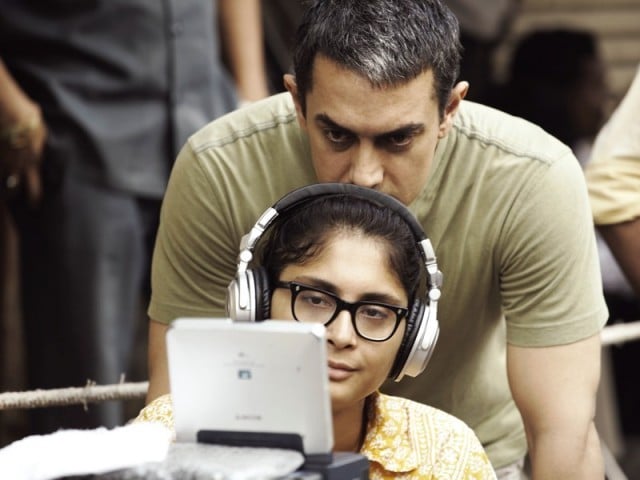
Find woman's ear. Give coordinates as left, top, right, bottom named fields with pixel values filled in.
left=284, top=74, right=308, bottom=130
left=437, top=81, right=469, bottom=138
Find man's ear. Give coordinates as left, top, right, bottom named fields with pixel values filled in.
left=284, top=73, right=307, bottom=130
left=437, top=81, right=469, bottom=138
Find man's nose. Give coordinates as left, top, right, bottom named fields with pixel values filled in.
left=349, top=143, right=383, bottom=188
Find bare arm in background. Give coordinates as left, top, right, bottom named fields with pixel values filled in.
left=0, top=58, right=47, bottom=204
left=599, top=219, right=640, bottom=296
left=219, top=0, right=270, bottom=103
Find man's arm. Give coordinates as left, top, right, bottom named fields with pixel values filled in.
left=599, top=219, right=640, bottom=295
left=146, top=319, right=170, bottom=403
left=507, top=333, right=603, bottom=479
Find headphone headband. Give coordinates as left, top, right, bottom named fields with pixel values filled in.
left=273, top=184, right=425, bottom=239
left=237, top=184, right=442, bottom=291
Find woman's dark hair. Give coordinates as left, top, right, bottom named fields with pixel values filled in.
left=259, top=194, right=422, bottom=302
left=291, top=0, right=461, bottom=119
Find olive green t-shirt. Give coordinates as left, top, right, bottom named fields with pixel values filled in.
left=149, top=93, right=608, bottom=468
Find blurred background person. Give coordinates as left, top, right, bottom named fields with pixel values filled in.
left=588, top=64, right=640, bottom=296
left=586, top=65, right=640, bottom=458
left=445, top=0, right=521, bottom=104
left=0, top=0, right=269, bottom=436
left=262, top=0, right=305, bottom=95
left=490, top=28, right=609, bottom=163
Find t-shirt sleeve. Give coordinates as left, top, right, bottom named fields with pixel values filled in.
left=148, top=142, right=239, bottom=323
left=498, top=152, right=608, bottom=346
left=586, top=157, right=640, bottom=225
left=147, top=103, right=315, bottom=325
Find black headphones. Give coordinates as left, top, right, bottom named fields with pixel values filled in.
left=226, top=183, right=441, bottom=382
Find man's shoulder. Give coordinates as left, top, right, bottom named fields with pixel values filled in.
left=187, top=93, right=300, bottom=153
left=165, top=92, right=314, bottom=234
left=423, top=100, right=580, bottom=224
left=452, top=100, right=573, bottom=166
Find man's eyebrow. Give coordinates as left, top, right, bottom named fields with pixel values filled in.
left=378, top=123, right=425, bottom=139
left=314, top=113, right=425, bottom=138
left=314, top=113, right=350, bottom=131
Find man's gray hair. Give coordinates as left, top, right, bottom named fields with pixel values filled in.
left=292, top=0, right=462, bottom=118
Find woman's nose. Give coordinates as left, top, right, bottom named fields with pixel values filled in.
left=326, top=309, right=358, bottom=348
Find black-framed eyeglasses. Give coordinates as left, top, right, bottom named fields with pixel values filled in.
left=275, top=281, right=408, bottom=342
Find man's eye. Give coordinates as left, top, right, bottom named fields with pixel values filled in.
left=386, top=134, right=412, bottom=148
left=324, top=129, right=351, bottom=145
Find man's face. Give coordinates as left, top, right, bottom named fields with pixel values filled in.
left=286, top=55, right=465, bottom=206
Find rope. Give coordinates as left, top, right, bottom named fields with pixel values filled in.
left=0, top=321, right=639, bottom=411
left=0, top=380, right=148, bottom=411
left=601, top=320, right=640, bottom=347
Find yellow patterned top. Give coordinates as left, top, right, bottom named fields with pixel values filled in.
left=363, top=393, right=495, bottom=479
left=134, top=392, right=495, bottom=479
left=133, top=393, right=175, bottom=434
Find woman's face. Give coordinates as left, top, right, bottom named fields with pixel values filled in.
left=270, top=231, right=408, bottom=415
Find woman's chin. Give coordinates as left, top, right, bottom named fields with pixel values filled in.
left=329, top=382, right=369, bottom=416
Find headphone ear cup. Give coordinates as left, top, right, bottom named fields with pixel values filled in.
left=251, top=266, right=271, bottom=321
left=226, top=271, right=253, bottom=322
left=389, top=299, right=439, bottom=382
left=389, top=299, right=424, bottom=380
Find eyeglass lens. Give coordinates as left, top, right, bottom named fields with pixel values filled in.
left=291, top=285, right=403, bottom=341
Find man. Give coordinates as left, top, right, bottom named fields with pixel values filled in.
left=0, top=0, right=268, bottom=434
left=145, top=1, right=607, bottom=478
left=445, top=0, right=519, bottom=104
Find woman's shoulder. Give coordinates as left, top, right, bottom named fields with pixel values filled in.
left=374, top=393, right=496, bottom=478
left=133, top=394, right=175, bottom=438
left=378, top=393, right=473, bottom=433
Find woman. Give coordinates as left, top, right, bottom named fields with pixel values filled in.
left=137, top=185, right=495, bottom=479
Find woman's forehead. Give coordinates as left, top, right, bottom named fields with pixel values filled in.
left=283, top=234, right=406, bottom=298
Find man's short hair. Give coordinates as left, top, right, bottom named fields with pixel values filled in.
left=291, top=0, right=462, bottom=118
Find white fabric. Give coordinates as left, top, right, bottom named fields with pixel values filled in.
left=108, top=443, right=306, bottom=480
left=0, top=423, right=172, bottom=480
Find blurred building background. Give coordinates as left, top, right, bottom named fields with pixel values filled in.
left=495, top=0, right=640, bottom=111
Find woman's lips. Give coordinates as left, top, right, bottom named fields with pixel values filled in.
left=328, top=360, right=356, bottom=381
